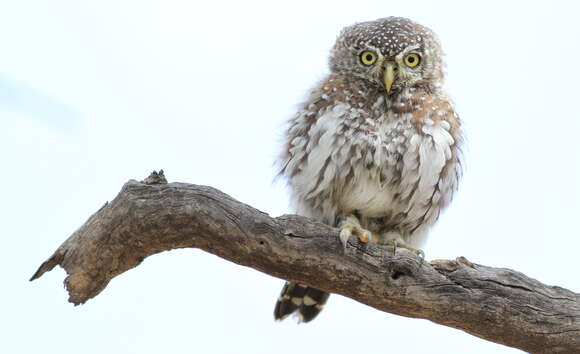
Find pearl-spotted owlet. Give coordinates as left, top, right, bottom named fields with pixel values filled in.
left=274, top=17, right=463, bottom=322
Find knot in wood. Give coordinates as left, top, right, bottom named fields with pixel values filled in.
left=385, top=253, right=421, bottom=283
left=142, top=170, right=168, bottom=185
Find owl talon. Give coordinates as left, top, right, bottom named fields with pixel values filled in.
left=358, top=230, right=371, bottom=243
left=416, top=249, right=425, bottom=259
left=383, top=238, right=425, bottom=260
left=392, top=239, right=398, bottom=254
left=338, top=215, right=373, bottom=248
left=339, top=228, right=352, bottom=249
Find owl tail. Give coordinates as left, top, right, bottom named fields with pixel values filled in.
left=274, top=282, right=330, bottom=323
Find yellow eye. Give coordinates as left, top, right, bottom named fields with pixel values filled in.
left=360, top=51, right=377, bottom=66
left=403, top=53, right=421, bottom=67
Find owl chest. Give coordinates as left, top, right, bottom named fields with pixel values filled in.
left=333, top=117, right=411, bottom=216
left=291, top=106, right=457, bottom=220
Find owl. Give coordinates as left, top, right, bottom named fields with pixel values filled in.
left=274, top=17, right=463, bottom=322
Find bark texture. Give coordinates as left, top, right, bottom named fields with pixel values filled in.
left=31, top=171, right=580, bottom=353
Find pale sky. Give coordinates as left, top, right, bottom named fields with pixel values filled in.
left=2, top=1, right=579, bottom=353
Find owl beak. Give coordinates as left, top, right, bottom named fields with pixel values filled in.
left=383, top=61, right=396, bottom=93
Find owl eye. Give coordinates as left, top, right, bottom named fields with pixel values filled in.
left=360, top=51, right=378, bottom=66
left=403, top=53, right=421, bottom=67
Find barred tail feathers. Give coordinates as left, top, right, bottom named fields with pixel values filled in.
left=274, top=282, right=330, bottom=323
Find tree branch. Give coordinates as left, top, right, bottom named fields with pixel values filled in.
left=31, top=171, right=580, bottom=353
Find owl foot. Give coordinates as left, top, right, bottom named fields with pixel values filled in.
left=383, top=238, right=425, bottom=260
left=338, top=215, right=373, bottom=249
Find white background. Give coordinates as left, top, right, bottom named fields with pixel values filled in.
left=2, top=1, right=579, bottom=353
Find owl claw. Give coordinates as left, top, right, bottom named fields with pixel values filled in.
left=358, top=229, right=371, bottom=243
left=339, top=229, right=351, bottom=249
left=338, top=216, right=373, bottom=249
left=383, top=238, right=425, bottom=261
left=416, top=249, right=425, bottom=260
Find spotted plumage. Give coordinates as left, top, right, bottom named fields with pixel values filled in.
left=274, top=17, right=463, bottom=323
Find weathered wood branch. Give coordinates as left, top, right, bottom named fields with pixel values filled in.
left=31, top=171, right=580, bottom=353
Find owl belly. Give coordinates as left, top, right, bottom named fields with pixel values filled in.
left=339, top=170, right=398, bottom=218
left=337, top=118, right=458, bottom=236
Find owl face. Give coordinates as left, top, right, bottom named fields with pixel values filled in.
left=329, top=17, right=444, bottom=94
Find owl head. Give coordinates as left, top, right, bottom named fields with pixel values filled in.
left=329, top=17, right=445, bottom=94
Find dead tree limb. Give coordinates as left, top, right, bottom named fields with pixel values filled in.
left=31, top=171, right=580, bottom=353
